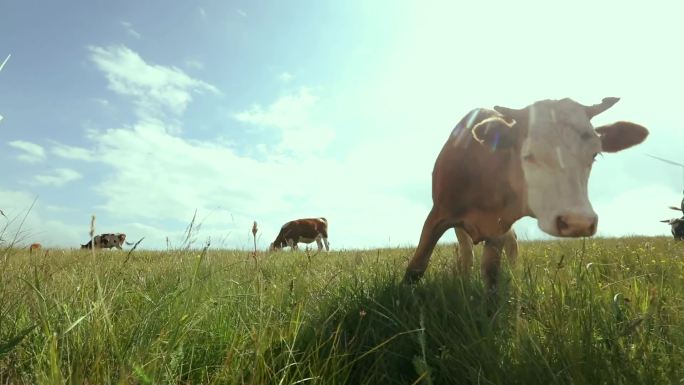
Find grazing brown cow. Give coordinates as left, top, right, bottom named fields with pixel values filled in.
left=404, top=97, right=649, bottom=293
left=270, top=218, right=330, bottom=251
left=81, top=233, right=129, bottom=250
left=29, top=243, right=42, bottom=254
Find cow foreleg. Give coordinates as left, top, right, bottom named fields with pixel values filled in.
left=287, top=239, right=297, bottom=251
left=403, top=207, right=451, bottom=284
left=315, top=236, right=324, bottom=251
left=481, top=234, right=507, bottom=295
left=322, top=237, right=330, bottom=251
left=455, top=227, right=474, bottom=277
left=502, top=229, right=518, bottom=266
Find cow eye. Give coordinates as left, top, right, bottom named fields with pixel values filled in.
left=523, top=153, right=536, bottom=163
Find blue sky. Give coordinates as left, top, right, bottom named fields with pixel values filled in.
left=1, top=1, right=683, bottom=249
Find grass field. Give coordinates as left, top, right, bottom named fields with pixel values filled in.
left=1, top=237, right=683, bottom=384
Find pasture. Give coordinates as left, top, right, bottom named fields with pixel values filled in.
left=1, top=237, right=683, bottom=384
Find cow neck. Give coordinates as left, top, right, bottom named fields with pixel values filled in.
left=435, top=115, right=530, bottom=243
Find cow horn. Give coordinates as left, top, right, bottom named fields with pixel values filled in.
left=493, top=105, right=527, bottom=121
left=585, top=97, right=620, bottom=119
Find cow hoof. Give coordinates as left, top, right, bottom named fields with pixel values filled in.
left=402, top=270, right=424, bottom=285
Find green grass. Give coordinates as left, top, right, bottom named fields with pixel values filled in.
left=1, top=237, right=683, bottom=384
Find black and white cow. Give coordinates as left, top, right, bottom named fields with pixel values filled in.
left=661, top=218, right=684, bottom=240
left=81, top=233, right=130, bottom=249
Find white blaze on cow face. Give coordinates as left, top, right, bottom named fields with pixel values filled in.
left=520, top=99, right=602, bottom=237
left=489, top=98, right=648, bottom=239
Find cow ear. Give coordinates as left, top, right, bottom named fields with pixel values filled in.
left=472, top=116, right=517, bottom=150
left=595, top=121, right=649, bottom=153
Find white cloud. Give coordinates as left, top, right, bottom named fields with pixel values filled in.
left=120, top=21, right=141, bottom=39
left=278, top=71, right=294, bottom=82
left=92, top=98, right=110, bottom=107
left=184, top=59, right=205, bottom=70
left=234, top=88, right=317, bottom=128
left=45, top=205, right=73, bottom=213
left=198, top=7, right=207, bottom=19
left=86, top=119, right=293, bottom=221
left=74, top=117, right=429, bottom=249
left=8, top=140, right=46, bottom=163
left=236, top=9, right=247, bottom=17
left=234, top=88, right=335, bottom=153
left=51, top=144, right=95, bottom=161
left=88, top=45, right=218, bottom=123
left=0, top=188, right=83, bottom=247
left=35, top=104, right=426, bottom=250
left=73, top=46, right=428, bottom=248
left=34, top=168, right=82, bottom=187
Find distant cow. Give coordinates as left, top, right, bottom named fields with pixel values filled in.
left=29, top=243, right=42, bottom=254
left=660, top=218, right=684, bottom=240
left=270, top=218, right=330, bottom=251
left=81, top=233, right=129, bottom=250
left=404, top=97, right=649, bottom=293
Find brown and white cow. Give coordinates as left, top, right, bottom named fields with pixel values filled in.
left=403, top=97, right=649, bottom=292
left=269, top=218, right=330, bottom=252
left=29, top=243, right=42, bottom=254
left=81, top=233, right=129, bottom=250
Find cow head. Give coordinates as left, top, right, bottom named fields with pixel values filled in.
left=269, top=241, right=284, bottom=251
left=474, top=97, right=648, bottom=237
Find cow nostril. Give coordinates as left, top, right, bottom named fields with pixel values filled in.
left=556, top=215, right=569, bottom=233
left=589, top=218, right=598, bottom=235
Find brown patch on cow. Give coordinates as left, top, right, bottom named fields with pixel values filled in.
left=434, top=109, right=529, bottom=243
left=270, top=218, right=330, bottom=251
left=595, top=121, right=649, bottom=153
left=81, top=233, right=128, bottom=250
left=29, top=243, right=42, bottom=254
left=404, top=108, right=527, bottom=288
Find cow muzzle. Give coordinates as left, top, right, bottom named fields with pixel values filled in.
left=554, top=211, right=598, bottom=237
